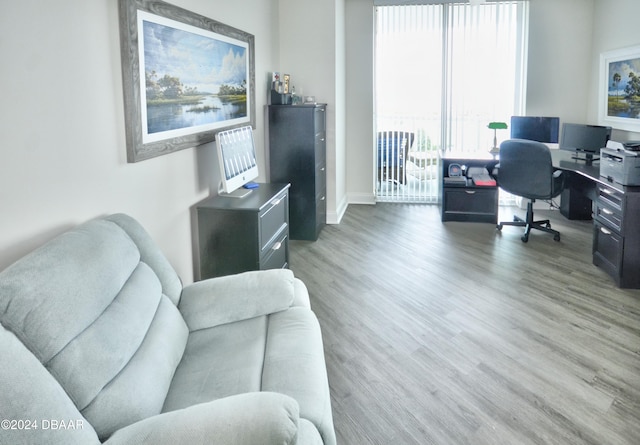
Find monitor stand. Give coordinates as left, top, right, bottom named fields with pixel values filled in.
left=219, top=188, right=253, bottom=199
left=571, top=152, right=599, bottom=166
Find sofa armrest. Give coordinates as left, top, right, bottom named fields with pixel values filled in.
left=104, top=392, right=299, bottom=445
left=179, top=269, right=295, bottom=331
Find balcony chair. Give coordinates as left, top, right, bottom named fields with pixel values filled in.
left=496, top=139, right=565, bottom=242
left=377, top=131, right=414, bottom=184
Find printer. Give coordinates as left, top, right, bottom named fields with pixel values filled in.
left=600, top=140, right=640, bottom=186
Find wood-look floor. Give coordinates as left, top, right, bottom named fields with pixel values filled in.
left=289, top=203, right=640, bottom=445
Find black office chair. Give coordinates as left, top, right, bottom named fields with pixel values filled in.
left=496, top=139, right=565, bottom=242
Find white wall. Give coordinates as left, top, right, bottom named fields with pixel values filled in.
left=588, top=0, right=640, bottom=141
left=0, top=0, right=279, bottom=282
left=528, top=0, right=640, bottom=143
left=278, top=0, right=348, bottom=224
left=335, top=0, right=348, bottom=222
left=526, top=0, right=595, bottom=122
left=346, top=0, right=375, bottom=205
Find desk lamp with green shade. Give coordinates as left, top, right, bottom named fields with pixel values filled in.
left=488, top=121, right=508, bottom=155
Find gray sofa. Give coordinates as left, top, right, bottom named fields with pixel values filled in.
left=0, top=214, right=336, bottom=445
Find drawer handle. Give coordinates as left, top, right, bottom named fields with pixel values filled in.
left=270, top=197, right=282, bottom=207
left=272, top=241, right=282, bottom=251
left=601, top=188, right=615, bottom=196
left=321, top=138, right=325, bottom=142
left=601, top=208, right=614, bottom=215
left=465, top=190, right=476, bottom=195
left=321, top=196, right=326, bottom=201
left=321, top=167, right=326, bottom=171
left=599, top=226, right=612, bottom=235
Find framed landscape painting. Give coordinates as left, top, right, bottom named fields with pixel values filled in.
left=599, top=45, right=640, bottom=133
left=119, top=0, right=255, bottom=162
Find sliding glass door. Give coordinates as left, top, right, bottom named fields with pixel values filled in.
left=375, top=1, right=529, bottom=202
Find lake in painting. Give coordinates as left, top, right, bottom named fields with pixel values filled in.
left=147, top=95, right=246, bottom=134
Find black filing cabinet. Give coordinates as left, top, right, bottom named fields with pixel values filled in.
left=195, top=183, right=290, bottom=279
left=592, top=181, right=640, bottom=288
left=269, top=104, right=326, bottom=240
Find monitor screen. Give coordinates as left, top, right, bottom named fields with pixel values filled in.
left=510, top=116, right=560, bottom=143
left=216, top=125, right=258, bottom=197
left=560, top=123, right=612, bottom=154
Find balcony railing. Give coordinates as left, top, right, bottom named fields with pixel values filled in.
left=376, top=114, right=516, bottom=205
left=376, top=115, right=441, bottom=203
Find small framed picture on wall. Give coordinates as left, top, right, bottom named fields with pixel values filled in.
left=599, top=45, right=640, bottom=133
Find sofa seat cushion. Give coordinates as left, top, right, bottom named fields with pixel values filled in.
left=163, top=305, right=335, bottom=445
left=163, top=315, right=268, bottom=411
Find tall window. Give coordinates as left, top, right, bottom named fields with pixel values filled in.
left=375, top=1, right=529, bottom=155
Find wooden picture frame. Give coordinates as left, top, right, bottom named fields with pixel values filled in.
left=598, top=45, right=640, bottom=133
left=118, top=0, right=256, bottom=162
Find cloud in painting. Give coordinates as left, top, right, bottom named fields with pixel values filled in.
left=142, top=20, right=247, bottom=94
left=215, top=48, right=247, bottom=86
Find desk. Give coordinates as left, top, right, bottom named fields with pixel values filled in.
left=551, top=149, right=640, bottom=288
left=439, top=149, right=640, bottom=288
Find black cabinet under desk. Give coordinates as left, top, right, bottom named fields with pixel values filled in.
left=439, top=152, right=499, bottom=223
left=591, top=180, right=640, bottom=289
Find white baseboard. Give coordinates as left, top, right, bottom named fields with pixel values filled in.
left=327, top=194, right=350, bottom=224
left=347, top=192, right=376, bottom=205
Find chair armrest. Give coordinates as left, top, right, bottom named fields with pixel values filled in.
left=179, top=269, right=295, bottom=331
left=104, top=392, right=299, bottom=445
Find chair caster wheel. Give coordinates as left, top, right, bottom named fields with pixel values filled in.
left=496, top=224, right=503, bottom=231
left=521, top=235, right=529, bottom=243
left=554, top=234, right=560, bottom=242
left=513, top=216, right=519, bottom=222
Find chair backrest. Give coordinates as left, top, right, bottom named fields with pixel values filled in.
left=498, top=139, right=556, bottom=199
left=377, top=131, right=414, bottom=165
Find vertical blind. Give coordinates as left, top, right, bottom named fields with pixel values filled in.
left=443, top=1, right=528, bottom=152
left=375, top=1, right=528, bottom=154
left=375, top=1, right=528, bottom=202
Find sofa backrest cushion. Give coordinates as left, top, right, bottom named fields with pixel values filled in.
left=104, top=214, right=182, bottom=305
left=0, top=324, right=101, bottom=445
left=0, top=215, right=188, bottom=440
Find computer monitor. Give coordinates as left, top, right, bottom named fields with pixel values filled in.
left=216, top=125, right=258, bottom=198
left=560, top=123, right=612, bottom=163
left=510, top=116, right=560, bottom=143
